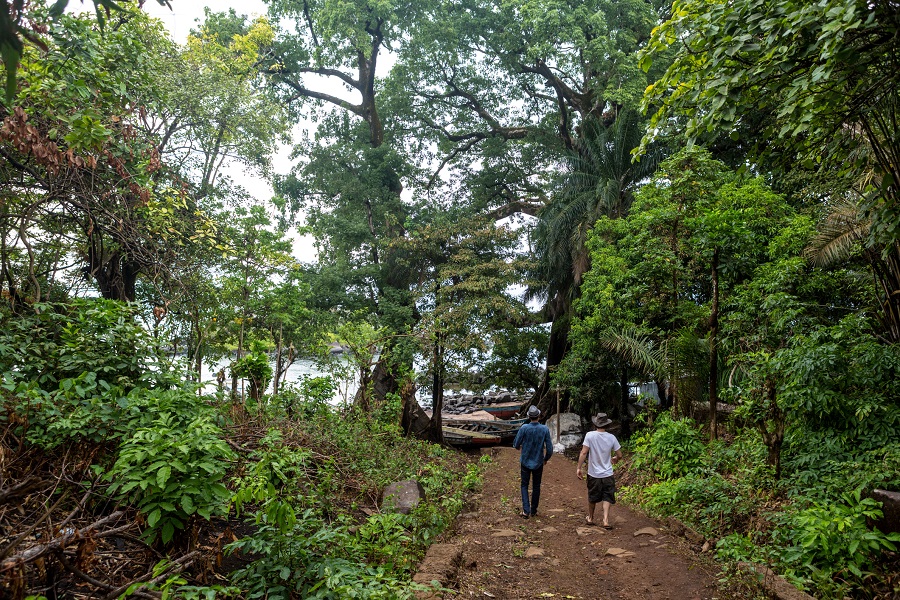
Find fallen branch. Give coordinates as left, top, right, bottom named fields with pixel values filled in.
left=56, top=551, right=159, bottom=600
left=0, top=477, right=47, bottom=505
left=0, top=510, right=125, bottom=572
left=101, top=551, right=200, bottom=600
left=0, top=489, right=69, bottom=561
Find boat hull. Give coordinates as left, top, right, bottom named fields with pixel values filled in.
left=442, top=425, right=502, bottom=447
left=478, top=402, right=522, bottom=419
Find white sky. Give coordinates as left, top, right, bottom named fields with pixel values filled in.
left=142, top=1, right=269, bottom=42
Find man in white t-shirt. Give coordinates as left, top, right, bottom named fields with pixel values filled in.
left=576, top=413, right=623, bottom=528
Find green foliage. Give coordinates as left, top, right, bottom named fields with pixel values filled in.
left=299, top=376, right=336, bottom=405
left=231, top=429, right=312, bottom=532
left=639, top=474, right=758, bottom=538
left=629, top=412, right=706, bottom=480
left=773, top=315, right=900, bottom=442
left=231, top=348, right=274, bottom=400
left=106, top=407, right=234, bottom=544
left=627, top=410, right=900, bottom=597
left=771, top=491, right=900, bottom=594
left=639, top=0, right=900, bottom=267
left=275, top=376, right=336, bottom=419
left=0, top=300, right=187, bottom=448
left=225, top=407, right=479, bottom=600
left=228, top=510, right=425, bottom=600
left=0, top=299, right=165, bottom=389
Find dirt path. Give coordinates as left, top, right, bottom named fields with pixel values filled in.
left=444, top=446, right=733, bottom=600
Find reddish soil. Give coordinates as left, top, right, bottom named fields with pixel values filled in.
left=445, top=446, right=742, bottom=600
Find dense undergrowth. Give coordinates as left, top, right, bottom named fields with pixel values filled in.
left=621, top=410, right=900, bottom=599
left=0, top=299, right=479, bottom=599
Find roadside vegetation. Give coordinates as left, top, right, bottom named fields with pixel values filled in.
left=0, top=299, right=478, bottom=598
left=1, top=0, right=898, bottom=598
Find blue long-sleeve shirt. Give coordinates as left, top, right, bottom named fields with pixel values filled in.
left=513, top=421, right=553, bottom=470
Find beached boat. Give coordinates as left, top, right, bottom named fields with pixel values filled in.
left=476, top=401, right=522, bottom=419
left=442, top=425, right=502, bottom=447
left=444, top=419, right=523, bottom=442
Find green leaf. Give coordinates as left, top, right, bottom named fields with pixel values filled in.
left=147, top=508, right=161, bottom=528
left=161, top=521, right=175, bottom=544
left=180, top=495, right=196, bottom=515
left=156, top=466, right=171, bottom=488
left=1, top=42, right=21, bottom=105
left=48, top=0, right=69, bottom=18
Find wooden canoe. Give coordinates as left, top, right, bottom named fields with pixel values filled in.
left=442, top=426, right=502, bottom=447
left=476, top=401, right=522, bottom=419
left=444, top=419, right=523, bottom=442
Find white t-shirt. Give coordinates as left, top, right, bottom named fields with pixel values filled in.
left=583, top=430, right=621, bottom=478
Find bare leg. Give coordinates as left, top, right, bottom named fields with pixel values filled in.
left=587, top=501, right=596, bottom=524
left=601, top=501, right=611, bottom=526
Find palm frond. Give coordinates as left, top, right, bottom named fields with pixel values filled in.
left=805, top=198, right=870, bottom=266
left=596, top=325, right=663, bottom=376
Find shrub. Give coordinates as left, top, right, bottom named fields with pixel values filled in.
left=630, top=411, right=705, bottom=480
left=0, top=299, right=165, bottom=389
left=771, top=489, right=900, bottom=593
left=231, top=350, right=273, bottom=401
left=106, top=408, right=235, bottom=544
left=228, top=510, right=426, bottom=600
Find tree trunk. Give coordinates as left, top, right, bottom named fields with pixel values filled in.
left=273, top=324, right=283, bottom=396
left=90, top=250, right=139, bottom=302
left=531, top=312, right=571, bottom=417
left=709, top=248, right=719, bottom=441
left=759, top=379, right=784, bottom=480
left=656, top=379, right=671, bottom=409
left=425, top=338, right=445, bottom=444
left=619, top=366, right=630, bottom=439
left=358, top=353, right=428, bottom=437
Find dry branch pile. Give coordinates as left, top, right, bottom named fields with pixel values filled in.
left=0, top=438, right=230, bottom=599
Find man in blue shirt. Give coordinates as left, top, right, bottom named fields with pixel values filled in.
left=513, top=405, right=554, bottom=518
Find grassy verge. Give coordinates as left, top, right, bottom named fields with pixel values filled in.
left=619, top=411, right=900, bottom=599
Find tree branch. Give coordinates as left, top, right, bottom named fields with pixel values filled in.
left=277, top=75, right=364, bottom=115
left=0, top=508, right=124, bottom=571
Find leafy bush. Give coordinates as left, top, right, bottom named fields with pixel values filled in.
left=231, top=349, right=273, bottom=401
left=639, top=473, right=758, bottom=537
left=630, top=411, right=706, bottom=480
left=225, top=401, right=479, bottom=599
left=770, top=490, right=900, bottom=593
left=232, top=429, right=312, bottom=532
left=228, top=510, right=426, bottom=600
left=275, top=376, right=336, bottom=419
left=0, top=299, right=165, bottom=389
left=106, top=407, right=235, bottom=544
left=782, top=433, right=900, bottom=503
left=1, top=299, right=187, bottom=449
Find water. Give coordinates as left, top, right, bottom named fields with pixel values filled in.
left=199, top=356, right=358, bottom=406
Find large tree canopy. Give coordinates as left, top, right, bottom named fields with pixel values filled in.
left=639, top=0, right=900, bottom=243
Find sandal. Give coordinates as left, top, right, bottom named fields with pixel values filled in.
left=520, top=512, right=530, bottom=519
left=585, top=517, right=595, bottom=525
left=602, top=524, right=613, bottom=530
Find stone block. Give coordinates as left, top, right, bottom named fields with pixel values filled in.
left=871, top=489, right=900, bottom=534
left=381, top=480, right=425, bottom=515
left=738, top=563, right=816, bottom=600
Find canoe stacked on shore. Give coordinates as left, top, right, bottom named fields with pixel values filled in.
left=475, top=401, right=522, bottom=419
left=442, top=425, right=502, bottom=447
left=442, top=418, right=525, bottom=447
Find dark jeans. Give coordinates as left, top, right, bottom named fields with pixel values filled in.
left=520, top=464, right=544, bottom=515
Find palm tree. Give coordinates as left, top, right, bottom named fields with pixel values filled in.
left=527, top=110, right=666, bottom=415
left=806, top=197, right=900, bottom=343
left=596, top=325, right=709, bottom=420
